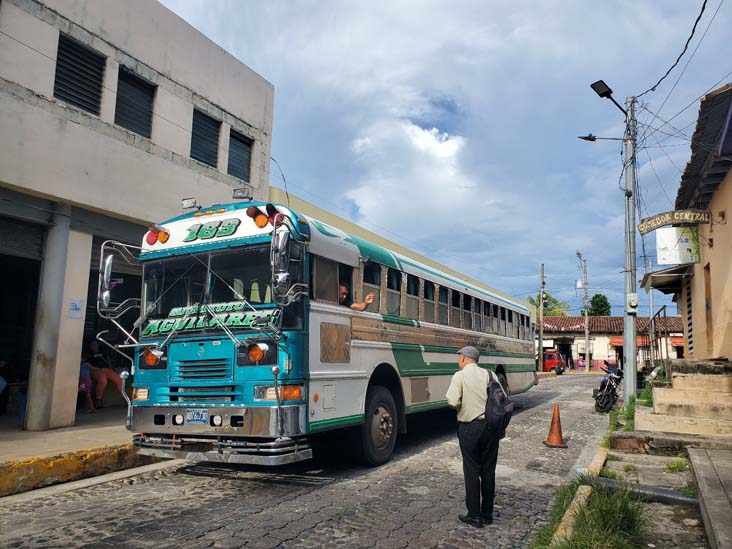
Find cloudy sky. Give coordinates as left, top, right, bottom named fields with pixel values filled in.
left=162, top=0, right=729, bottom=317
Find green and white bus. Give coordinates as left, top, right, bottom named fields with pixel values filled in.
left=97, top=197, right=535, bottom=466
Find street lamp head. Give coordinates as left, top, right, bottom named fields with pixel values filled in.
left=591, top=80, right=613, bottom=99
left=578, top=134, right=597, bottom=142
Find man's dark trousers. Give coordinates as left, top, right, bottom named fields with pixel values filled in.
left=458, top=420, right=500, bottom=518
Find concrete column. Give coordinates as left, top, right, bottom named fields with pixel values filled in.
left=218, top=122, right=230, bottom=173
left=25, top=205, right=92, bottom=430
left=99, top=59, right=119, bottom=124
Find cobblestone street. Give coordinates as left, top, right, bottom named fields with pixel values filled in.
left=0, top=375, right=606, bottom=548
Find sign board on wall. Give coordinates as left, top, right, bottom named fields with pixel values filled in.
left=638, top=209, right=710, bottom=236
left=656, top=226, right=701, bottom=265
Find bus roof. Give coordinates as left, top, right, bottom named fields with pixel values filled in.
left=141, top=196, right=528, bottom=314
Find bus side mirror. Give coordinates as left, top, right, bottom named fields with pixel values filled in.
left=271, top=228, right=291, bottom=304
left=99, top=254, right=114, bottom=308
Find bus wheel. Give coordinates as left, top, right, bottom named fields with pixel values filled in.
left=497, top=372, right=509, bottom=395
left=360, top=386, right=398, bottom=466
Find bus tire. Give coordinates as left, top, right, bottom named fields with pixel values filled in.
left=360, top=385, right=398, bottom=466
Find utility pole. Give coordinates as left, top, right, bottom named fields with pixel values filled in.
left=538, top=263, right=545, bottom=373
left=623, top=96, right=638, bottom=402
left=646, top=256, right=655, bottom=369
left=577, top=252, right=590, bottom=372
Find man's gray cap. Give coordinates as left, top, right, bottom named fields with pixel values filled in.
left=457, top=345, right=480, bottom=361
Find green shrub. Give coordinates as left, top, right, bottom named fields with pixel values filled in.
left=678, top=484, right=699, bottom=497
left=665, top=459, right=688, bottom=473
left=555, top=483, right=649, bottom=549
left=639, top=383, right=653, bottom=407
left=599, top=467, right=623, bottom=481
left=531, top=479, right=583, bottom=549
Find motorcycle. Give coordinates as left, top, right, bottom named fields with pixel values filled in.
left=593, top=360, right=623, bottom=413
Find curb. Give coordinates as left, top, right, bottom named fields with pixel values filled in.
left=0, top=443, right=160, bottom=497
left=537, top=372, right=557, bottom=380
left=550, top=485, right=592, bottom=546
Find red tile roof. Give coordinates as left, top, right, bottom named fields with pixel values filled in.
left=541, top=316, right=682, bottom=334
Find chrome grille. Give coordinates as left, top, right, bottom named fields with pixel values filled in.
left=170, top=386, right=235, bottom=403
left=175, top=358, right=231, bottom=380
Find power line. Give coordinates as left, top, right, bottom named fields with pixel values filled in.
left=636, top=0, right=709, bottom=98
left=638, top=0, right=723, bottom=129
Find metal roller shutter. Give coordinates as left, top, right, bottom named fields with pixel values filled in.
left=227, top=130, right=252, bottom=182
left=190, top=109, right=220, bottom=167
left=0, top=217, right=45, bottom=260
left=53, top=34, right=106, bottom=115
left=114, top=67, right=155, bottom=138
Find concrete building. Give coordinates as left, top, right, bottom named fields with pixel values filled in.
left=0, top=0, right=274, bottom=430
left=643, top=84, right=732, bottom=360
left=539, top=316, right=683, bottom=371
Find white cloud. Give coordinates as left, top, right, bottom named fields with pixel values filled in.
left=159, top=0, right=722, bottom=316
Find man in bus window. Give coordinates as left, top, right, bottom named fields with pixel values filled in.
left=338, top=283, right=375, bottom=312
left=446, top=345, right=499, bottom=528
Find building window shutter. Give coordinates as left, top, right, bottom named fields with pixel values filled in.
left=114, top=67, right=155, bottom=138
left=191, top=110, right=220, bottom=167
left=227, top=130, right=252, bottom=182
left=53, top=34, right=106, bottom=115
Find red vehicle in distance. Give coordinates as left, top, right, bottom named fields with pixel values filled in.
left=541, top=350, right=565, bottom=374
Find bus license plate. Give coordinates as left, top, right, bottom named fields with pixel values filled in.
left=185, top=409, right=209, bottom=424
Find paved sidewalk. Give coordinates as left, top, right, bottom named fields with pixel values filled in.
left=0, top=407, right=155, bottom=496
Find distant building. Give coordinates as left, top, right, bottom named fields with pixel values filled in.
left=643, top=84, right=732, bottom=360
left=539, top=316, right=683, bottom=370
left=0, top=0, right=274, bottom=430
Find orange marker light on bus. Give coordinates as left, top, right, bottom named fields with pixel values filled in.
left=281, top=385, right=303, bottom=400
left=142, top=349, right=161, bottom=367
left=246, top=206, right=269, bottom=228
left=247, top=343, right=269, bottom=362
left=157, top=231, right=170, bottom=244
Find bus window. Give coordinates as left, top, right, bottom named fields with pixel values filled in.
left=462, top=294, right=472, bottom=330
left=474, top=299, right=482, bottom=332
left=363, top=261, right=381, bottom=312
left=438, top=286, right=448, bottom=325
left=499, top=307, right=506, bottom=336
left=386, top=268, right=402, bottom=315
left=483, top=301, right=491, bottom=333
left=313, top=256, right=339, bottom=303
left=508, top=309, right=517, bottom=339
left=450, top=290, right=461, bottom=328
left=423, top=280, right=435, bottom=323
left=406, top=273, right=419, bottom=319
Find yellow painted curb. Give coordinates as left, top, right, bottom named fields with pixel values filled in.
left=0, top=443, right=158, bottom=497
left=586, top=446, right=609, bottom=477
left=550, top=485, right=592, bottom=547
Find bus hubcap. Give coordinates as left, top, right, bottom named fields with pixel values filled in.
left=371, top=404, right=393, bottom=449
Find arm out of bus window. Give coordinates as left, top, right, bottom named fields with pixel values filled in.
left=350, top=292, right=376, bottom=312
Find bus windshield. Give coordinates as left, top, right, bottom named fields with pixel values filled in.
left=140, top=246, right=276, bottom=339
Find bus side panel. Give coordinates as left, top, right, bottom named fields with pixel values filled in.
left=307, top=302, right=371, bottom=432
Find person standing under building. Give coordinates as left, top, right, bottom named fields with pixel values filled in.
left=446, top=345, right=500, bottom=528
left=86, top=340, right=124, bottom=408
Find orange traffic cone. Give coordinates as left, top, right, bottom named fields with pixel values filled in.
left=543, top=403, right=568, bottom=448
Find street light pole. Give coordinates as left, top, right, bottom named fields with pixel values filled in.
left=587, top=81, right=639, bottom=403
left=623, top=96, right=638, bottom=402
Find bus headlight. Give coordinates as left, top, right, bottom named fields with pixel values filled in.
left=254, top=385, right=303, bottom=401
left=212, top=415, right=223, bottom=427
left=132, top=387, right=149, bottom=401
left=173, top=414, right=184, bottom=425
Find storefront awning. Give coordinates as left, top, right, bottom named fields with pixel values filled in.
left=641, top=265, right=692, bottom=295
left=609, top=335, right=650, bottom=347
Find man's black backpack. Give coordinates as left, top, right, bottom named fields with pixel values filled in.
left=485, top=371, right=514, bottom=437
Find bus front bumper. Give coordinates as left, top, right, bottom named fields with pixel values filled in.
left=129, top=404, right=312, bottom=465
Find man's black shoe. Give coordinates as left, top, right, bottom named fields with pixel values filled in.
left=481, top=513, right=493, bottom=524
left=458, top=514, right=483, bottom=528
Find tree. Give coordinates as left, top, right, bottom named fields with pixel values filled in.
left=527, top=292, right=570, bottom=317
left=588, top=293, right=611, bottom=316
